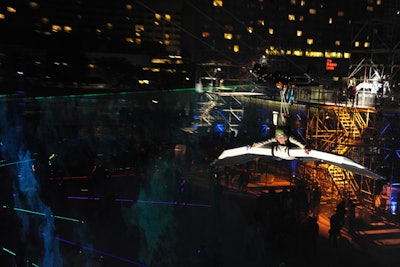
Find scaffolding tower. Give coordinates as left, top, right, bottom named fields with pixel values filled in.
left=190, top=61, right=262, bottom=135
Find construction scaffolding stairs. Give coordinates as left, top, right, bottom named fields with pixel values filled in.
left=193, top=89, right=244, bottom=133
left=195, top=92, right=219, bottom=127
left=304, top=106, right=377, bottom=205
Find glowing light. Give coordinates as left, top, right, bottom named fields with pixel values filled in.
left=272, top=111, right=279, bottom=126
left=6, top=206, right=84, bottom=223
left=0, top=158, right=34, bottom=167
left=2, top=247, right=40, bottom=266
left=2, top=247, right=16, bottom=256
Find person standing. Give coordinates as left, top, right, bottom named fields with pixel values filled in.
left=329, top=213, right=341, bottom=247
left=336, top=199, right=347, bottom=231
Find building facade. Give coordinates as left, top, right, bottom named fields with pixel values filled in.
left=0, top=0, right=399, bottom=87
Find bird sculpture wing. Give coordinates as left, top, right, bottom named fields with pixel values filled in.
left=211, top=145, right=386, bottom=180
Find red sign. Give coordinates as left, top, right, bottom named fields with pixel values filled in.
left=326, top=59, right=337, bottom=71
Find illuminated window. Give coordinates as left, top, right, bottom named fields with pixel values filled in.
left=325, top=52, right=343, bottom=58
left=366, top=6, right=374, bottom=12
left=155, top=13, right=161, bottom=20
left=233, top=45, right=239, bottom=52
left=202, top=31, right=210, bottom=37
left=247, top=27, right=253, bottom=33
left=293, top=50, right=303, bottom=56
left=299, top=16, right=304, bottom=21
left=300, top=0, right=305, bottom=6
left=377, top=0, right=381, bottom=5
left=135, top=38, right=142, bottom=44
left=154, top=21, right=160, bottom=26
left=329, top=18, right=333, bottom=24
left=364, top=42, right=370, bottom=48
left=52, top=25, right=62, bottom=32
left=265, top=48, right=352, bottom=59
left=288, top=14, right=295, bottom=21
left=290, top=0, right=296, bottom=5
left=6, top=6, right=16, bottom=13
left=135, top=25, right=144, bottom=32
left=139, top=80, right=149, bottom=85
left=213, top=0, right=223, bottom=7
left=307, top=38, right=314, bottom=45
left=125, top=37, right=134, bottom=43
left=63, top=26, right=72, bottom=33
left=106, top=23, right=112, bottom=30
left=296, top=30, right=302, bottom=37
left=338, top=11, right=344, bottom=16
left=268, top=28, right=274, bottom=34
left=224, top=33, right=233, bottom=40
left=306, top=51, right=323, bottom=57
left=164, top=40, right=170, bottom=45
left=126, top=4, right=133, bottom=11
left=164, top=33, right=170, bottom=39
left=30, top=2, right=39, bottom=8
left=136, top=32, right=141, bottom=37
left=0, top=14, right=5, bottom=20
left=257, top=20, right=265, bottom=26
left=165, top=14, right=171, bottom=21
left=309, top=8, right=317, bottom=15
left=354, top=41, right=360, bottom=47
left=335, top=40, right=340, bottom=46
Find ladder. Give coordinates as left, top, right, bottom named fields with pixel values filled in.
left=306, top=106, right=374, bottom=204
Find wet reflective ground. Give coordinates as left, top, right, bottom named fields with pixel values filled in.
left=0, top=90, right=213, bottom=267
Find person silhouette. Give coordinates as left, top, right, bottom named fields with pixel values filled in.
left=329, top=212, right=341, bottom=247
left=336, top=199, right=347, bottom=230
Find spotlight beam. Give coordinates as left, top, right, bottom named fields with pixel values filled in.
left=3, top=206, right=85, bottom=223
left=2, top=247, right=39, bottom=266
left=67, top=196, right=213, bottom=207
left=0, top=159, right=35, bottom=167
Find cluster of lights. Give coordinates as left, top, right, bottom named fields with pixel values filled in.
left=265, top=48, right=351, bottom=59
